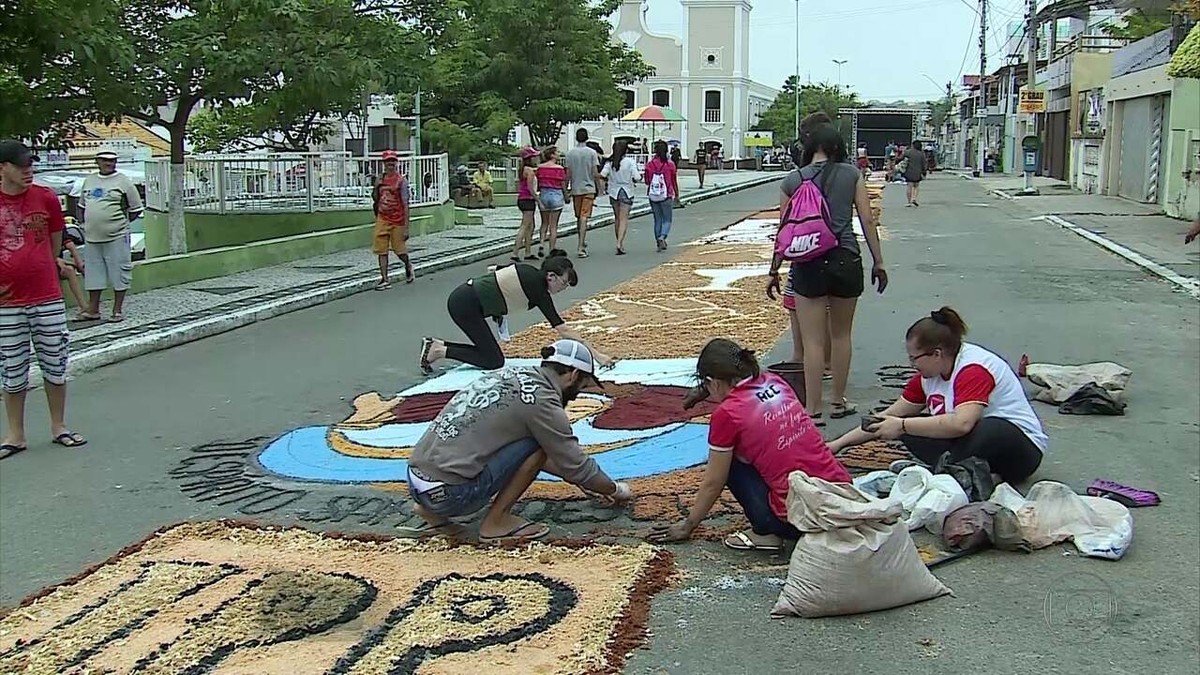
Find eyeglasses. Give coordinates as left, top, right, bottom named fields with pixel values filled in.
left=908, top=350, right=937, bottom=364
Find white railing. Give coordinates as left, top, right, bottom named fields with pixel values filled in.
left=144, top=152, right=450, bottom=213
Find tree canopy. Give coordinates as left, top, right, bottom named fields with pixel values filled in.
left=419, top=0, right=654, bottom=151
left=751, top=78, right=864, bottom=145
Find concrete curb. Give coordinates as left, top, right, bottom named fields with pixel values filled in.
left=1037, top=214, right=1200, bottom=300
left=66, top=173, right=785, bottom=377
left=989, top=189, right=1016, bottom=201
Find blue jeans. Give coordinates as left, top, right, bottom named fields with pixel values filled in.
left=539, top=188, right=565, bottom=211
left=726, top=460, right=800, bottom=539
left=649, top=199, right=673, bottom=240
left=409, top=438, right=541, bottom=517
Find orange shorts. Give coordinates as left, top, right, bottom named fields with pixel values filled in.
left=372, top=217, right=408, bottom=255
left=572, top=193, right=595, bottom=220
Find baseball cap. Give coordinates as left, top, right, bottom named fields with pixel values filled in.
left=95, top=147, right=119, bottom=160
left=542, top=339, right=604, bottom=390
left=381, top=150, right=399, bottom=161
left=0, top=140, right=38, bottom=168
left=519, top=146, right=539, bottom=159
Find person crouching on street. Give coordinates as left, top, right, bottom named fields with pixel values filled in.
left=648, top=338, right=850, bottom=551
left=372, top=150, right=415, bottom=290
left=407, top=339, right=633, bottom=542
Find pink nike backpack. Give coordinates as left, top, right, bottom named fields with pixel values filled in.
left=775, top=165, right=838, bottom=263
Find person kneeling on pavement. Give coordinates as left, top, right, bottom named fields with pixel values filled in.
left=407, top=339, right=632, bottom=542
left=828, top=306, right=1048, bottom=484
left=648, top=338, right=851, bottom=551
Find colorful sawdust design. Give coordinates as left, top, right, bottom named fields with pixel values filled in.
left=249, top=214, right=789, bottom=536
left=0, top=521, right=672, bottom=675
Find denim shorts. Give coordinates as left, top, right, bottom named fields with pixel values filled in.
left=610, top=188, right=633, bottom=207
left=408, top=437, right=541, bottom=517
left=539, top=188, right=565, bottom=212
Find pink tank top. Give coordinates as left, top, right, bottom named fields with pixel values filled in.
left=518, top=168, right=535, bottom=200
left=536, top=163, right=566, bottom=191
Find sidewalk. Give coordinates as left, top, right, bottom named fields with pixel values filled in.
left=958, top=173, right=1200, bottom=298
left=56, top=169, right=784, bottom=379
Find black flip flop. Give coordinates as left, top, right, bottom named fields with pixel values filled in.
left=52, top=431, right=87, bottom=447
left=0, top=444, right=27, bottom=460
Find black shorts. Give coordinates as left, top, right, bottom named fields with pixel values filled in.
left=517, top=198, right=538, bottom=213
left=790, top=247, right=864, bottom=299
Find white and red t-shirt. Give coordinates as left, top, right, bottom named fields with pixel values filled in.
left=902, top=342, right=1049, bottom=453
left=709, top=373, right=851, bottom=519
left=1, top=185, right=66, bottom=308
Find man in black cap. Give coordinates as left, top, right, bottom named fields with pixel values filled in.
left=0, top=140, right=87, bottom=460
left=407, top=338, right=631, bottom=542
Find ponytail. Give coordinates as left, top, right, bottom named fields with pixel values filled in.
left=906, top=306, right=968, bottom=354
left=696, top=338, right=761, bottom=383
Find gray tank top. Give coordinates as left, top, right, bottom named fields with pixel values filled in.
left=781, top=160, right=860, bottom=254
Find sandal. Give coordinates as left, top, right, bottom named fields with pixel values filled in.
left=52, top=431, right=88, bottom=447
left=1087, top=479, right=1161, bottom=507
left=418, top=337, right=435, bottom=375
left=0, top=443, right=27, bottom=460
left=73, top=311, right=101, bottom=321
left=830, top=398, right=858, bottom=419
left=811, top=412, right=826, bottom=428
left=723, top=530, right=783, bottom=552
left=375, top=281, right=391, bottom=291
left=479, top=521, right=550, bottom=543
left=108, top=313, right=125, bottom=323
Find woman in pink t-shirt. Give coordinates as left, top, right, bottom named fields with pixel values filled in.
left=648, top=338, right=851, bottom=551
left=535, top=146, right=567, bottom=257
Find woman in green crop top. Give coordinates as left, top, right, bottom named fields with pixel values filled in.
left=419, top=253, right=614, bottom=373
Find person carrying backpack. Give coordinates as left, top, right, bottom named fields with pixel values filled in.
left=766, top=124, right=887, bottom=426
left=644, top=140, right=679, bottom=251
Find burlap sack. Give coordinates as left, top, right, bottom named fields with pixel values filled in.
left=771, top=472, right=953, bottom=618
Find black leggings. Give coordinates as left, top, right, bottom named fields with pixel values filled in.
left=901, top=417, right=1043, bottom=483
left=444, top=284, right=505, bottom=370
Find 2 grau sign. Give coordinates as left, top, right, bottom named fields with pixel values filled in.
left=1018, top=87, right=1047, bottom=114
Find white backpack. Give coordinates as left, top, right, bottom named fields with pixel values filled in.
left=648, top=171, right=668, bottom=202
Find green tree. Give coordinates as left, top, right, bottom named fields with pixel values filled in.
left=0, top=0, right=134, bottom=144
left=751, top=78, right=863, bottom=145
left=103, top=0, right=431, bottom=253
left=422, top=0, right=654, bottom=148
left=1103, top=9, right=1173, bottom=39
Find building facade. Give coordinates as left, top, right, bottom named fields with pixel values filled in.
left=520, top=0, right=777, bottom=160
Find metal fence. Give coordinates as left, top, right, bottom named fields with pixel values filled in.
left=144, top=152, right=450, bottom=213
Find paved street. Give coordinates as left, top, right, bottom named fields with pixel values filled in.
left=2, top=174, right=1198, bottom=673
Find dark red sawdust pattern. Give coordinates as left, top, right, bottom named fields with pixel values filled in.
left=0, top=519, right=677, bottom=675
left=591, top=385, right=715, bottom=429
left=390, top=391, right=455, bottom=422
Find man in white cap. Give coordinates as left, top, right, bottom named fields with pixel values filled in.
left=407, top=338, right=632, bottom=542
left=75, top=147, right=142, bottom=321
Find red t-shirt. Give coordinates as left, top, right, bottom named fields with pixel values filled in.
left=708, top=373, right=851, bottom=519
left=1, top=185, right=66, bottom=307
left=375, top=172, right=409, bottom=226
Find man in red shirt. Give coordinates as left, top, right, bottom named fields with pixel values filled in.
left=0, top=140, right=87, bottom=459
left=371, top=150, right=414, bottom=290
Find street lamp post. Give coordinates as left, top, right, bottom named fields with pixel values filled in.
left=793, top=0, right=800, bottom=145
left=832, top=59, right=847, bottom=90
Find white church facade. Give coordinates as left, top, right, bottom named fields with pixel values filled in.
left=525, top=0, right=779, bottom=159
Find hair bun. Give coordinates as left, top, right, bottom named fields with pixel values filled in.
left=540, top=346, right=556, bottom=359
left=930, top=310, right=947, bottom=325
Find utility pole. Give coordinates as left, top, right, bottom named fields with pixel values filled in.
left=793, top=0, right=800, bottom=145
left=1018, top=0, right=1040, bottom=195
left=414, top=88, right=422, bottom=155
left=975, top=0, right=988, bottom=176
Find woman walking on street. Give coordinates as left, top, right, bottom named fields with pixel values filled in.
left=536, top=147, right=567, bottom=257
left=645, top=140, right=680, bottom=251
left=767, top=124, right=887, bottom=425
left=601, top=140, right=638, bottom=255
left=512, top=147, right=540, bottom=261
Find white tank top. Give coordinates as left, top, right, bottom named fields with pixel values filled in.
left=914, top=343, right=1049, bottom=453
